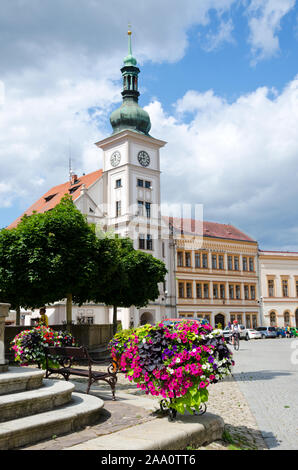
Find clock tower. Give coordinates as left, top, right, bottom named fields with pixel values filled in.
left=95, top=29, right=174, bottom=328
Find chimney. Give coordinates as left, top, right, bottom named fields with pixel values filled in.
left=71, top=174, right=78, bottom=185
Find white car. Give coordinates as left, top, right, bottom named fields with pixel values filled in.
left=223, top=324, right=249, bottom=341
left=247, top=328, right=262, bottom=339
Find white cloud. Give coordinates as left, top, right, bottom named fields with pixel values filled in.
left=245, top=0, right=296, bottom=64
left=200, top=17, right=235, bottom=52
left=146, top=76, right=298, bottom=250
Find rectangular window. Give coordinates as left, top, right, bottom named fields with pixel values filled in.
left=213, top=284, right=219, bottom=299
left=196, top=283, right=202, bottom=298
left=268, top=279, right=274, bottom=297
left=228, top=256, right=233, bottom=270
left=203, top=283, right=209, bottom=299
left=234, top=256, right=239, bottom=271
left=220, top=284, right=225, bottom=299
left=145, top=202, right=151, bottom=218
left=236, top=285, right=241, bottom=300
left=178, top=282, right=184, bottom=298
left=186, top=282, right=192, bottom=298
left=243, top=257, right=248, bottom=271
left=244, top=285, right=249, bottom=300
left=162, top=242, right=165, bottom=258
left=195, top=253, right=201, bottom=268
left=146, top=234, right=153, bottom=251
left=218, top=255, right=224, bottom=270
left=202, top=253, right=208, bottom=268
left=137, top=179, right=143, bottom=187
left=249, top=257, right=254, bottom=272
left=115, top=179, right=122, bottom=188
left=296, top=280, right=298, bottom=297
left=145, top=181, right=151, bottom=189
left=177, top=252, right=183, bottom=267
left=185, top=252, right=191, bottom=267
left=116, top=200, right=121, bottom=217
left=139, top=234, right=145, bottom=250
left=282, top=280, right=288, bottom=297
left=212, top=254, right=217, bottom=270
left=229, top=284, right=234, bottom=300
left=250, top=285, right=256, bottom=300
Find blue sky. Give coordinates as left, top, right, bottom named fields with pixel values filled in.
left=1, top=0, right=298, bottom=250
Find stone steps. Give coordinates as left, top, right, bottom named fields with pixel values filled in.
left=0, top=379, right=75, bottom=422
left=0, top=392, right=104, bottom=450
left=0, top=366, right=45, bottom=395
left=0, top=366, right=104, bottom=449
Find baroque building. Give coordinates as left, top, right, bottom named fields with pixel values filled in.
left=169, top=217, right=260, bottom=329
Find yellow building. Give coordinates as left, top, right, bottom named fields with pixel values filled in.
left=170, top=218, right=260, bottom=329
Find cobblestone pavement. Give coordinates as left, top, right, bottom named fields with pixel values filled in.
left=231, top=338, right=298, bottom=450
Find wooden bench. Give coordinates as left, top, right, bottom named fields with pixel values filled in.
left=45, top=346, right=118, bottom=400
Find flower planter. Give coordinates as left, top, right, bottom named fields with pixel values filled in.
left=109, top=321, right=234, bottom=419
left=11, top=326, right=76, bottom=369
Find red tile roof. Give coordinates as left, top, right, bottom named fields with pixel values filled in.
left=163, top=216, right=256, bottom=243
left=7, top=169, right=103, bottom=229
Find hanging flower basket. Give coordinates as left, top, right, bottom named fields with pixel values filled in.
left=11, top=326, right=76, bottom=369
left=109, top=321, right=234, bottom=419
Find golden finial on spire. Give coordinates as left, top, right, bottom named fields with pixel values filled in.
left=128, top=23, right=132, bottom=36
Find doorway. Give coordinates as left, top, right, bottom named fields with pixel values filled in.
left=214, top=313, right=225, bottom=329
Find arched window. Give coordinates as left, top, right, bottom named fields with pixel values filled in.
left=270, top=311, right=276, bottom=326
left=284, top=311, right=290, bottom=327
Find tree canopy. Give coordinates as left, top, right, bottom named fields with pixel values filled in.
left=0, top=195, right=167, bottom=330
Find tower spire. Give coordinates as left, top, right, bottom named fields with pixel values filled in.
left=109, top=28, right=151, bottom=136
left=128, top=23, right=132, bottom=56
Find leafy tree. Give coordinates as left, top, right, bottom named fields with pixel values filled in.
left=0, top=195, right=117, bottom=326
left=0, top=195, right=166, bottom=332
left=90, top=237, right=167, bottom=335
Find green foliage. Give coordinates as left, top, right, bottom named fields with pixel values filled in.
left=93, top=236, right=167, bottom=308
left=0, top=195, right=118, bottom=317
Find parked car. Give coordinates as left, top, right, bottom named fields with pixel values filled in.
left=256, top=326, right=277, bottom=338
left=160, top=318, right=210, bottom=327
left=276, top=327, right=287, bottom=338
left=247, top=329, right=262, bottom=339
left=222, top=324, right=249, bottom=341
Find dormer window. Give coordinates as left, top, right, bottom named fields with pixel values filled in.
left=44, top=194, right=57, bottom=203
left=69, top=185, right=81, bottom=194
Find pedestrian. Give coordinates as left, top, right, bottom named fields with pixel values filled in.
left=39, top=307, right=48, bottom=327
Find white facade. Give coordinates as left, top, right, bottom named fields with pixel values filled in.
left=259, top=250, right=298, bottom=327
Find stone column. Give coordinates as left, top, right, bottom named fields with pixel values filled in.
left=0, top=303, right=10, bottom=372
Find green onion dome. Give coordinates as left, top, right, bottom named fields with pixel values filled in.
left=110, top=98, right=151, bottom=135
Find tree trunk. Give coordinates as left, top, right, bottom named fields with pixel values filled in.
left=66, top=293, right=73, bottom=332
left=113, top=305, right=117, bottom=336
left=16, top=305, right=20, bottom=326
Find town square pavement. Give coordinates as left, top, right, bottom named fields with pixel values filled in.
left=232, top=337, right=298, bottom=450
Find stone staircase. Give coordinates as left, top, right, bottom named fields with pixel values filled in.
left=0, top=366, right=104, bottom=450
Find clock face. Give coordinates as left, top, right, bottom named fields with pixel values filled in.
left=110, top=151, right=121, bottom=167
left=138, top=150, right=150, bottom=167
